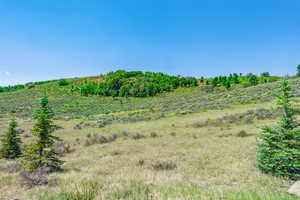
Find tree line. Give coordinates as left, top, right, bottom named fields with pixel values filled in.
left=74, top=70, right=198, bottom=97
left=202, top=72, right=280, bottom=89
left=1, top=65, right=300, bottom=95
left=0, top=80, right=53, bottom=93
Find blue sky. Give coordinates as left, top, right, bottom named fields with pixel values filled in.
left=0, top=0, right=300, bottom=86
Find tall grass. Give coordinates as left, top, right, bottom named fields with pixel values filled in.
left=32, top=181, right=299, bottom=200
left=34, top=181, right=100, bottom=200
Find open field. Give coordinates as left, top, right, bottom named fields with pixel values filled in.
left=1, top=101, right=300, bottom=199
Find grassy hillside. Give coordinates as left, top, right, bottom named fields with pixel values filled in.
left=0, top=76, right=299, bottom=122
left=1, top=74, right=300, bottom=199
left=1, top=103, right=299, bottom=199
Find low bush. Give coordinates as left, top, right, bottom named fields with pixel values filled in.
left=150, top=132, right=158, bottom=138
left=20, top=167, right=50, bottom=188
left=152, top=161, right=177, bottom=171
left=170, top=132, right=176, bottom=136
left=52, top=141, right=73, bottom=156
left=237, top=130, right=248, bottom=137
left=121, top=131, right=129, bottom=137
left=132, top=133, right=146, bottom=140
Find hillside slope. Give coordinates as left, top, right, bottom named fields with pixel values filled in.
left=0, top=77, right=300, bottom=122
left=1, top=77, right=300, bottom=199
left=0, top=102, right=299, bottom=199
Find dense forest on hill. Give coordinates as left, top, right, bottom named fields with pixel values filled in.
left=75, top=70, right=198, bottom=97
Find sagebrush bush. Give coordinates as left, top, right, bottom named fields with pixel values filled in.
left=150, top=132, right=158, bottom=138
left=20, top=167, right=50, bottom=188
left=132, top=133, right=145, bottom=140
left=257, top=80, right=300, bottom=179
left=52, top=141, right=73, bottom=156
left=170, top=132, right=176, bottom=136
left=152, top=161, right=177, bottom=171
left=0, top=118, right=22, bottom=159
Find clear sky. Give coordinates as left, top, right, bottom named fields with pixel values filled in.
left=0, top=0, right=300, bottom=86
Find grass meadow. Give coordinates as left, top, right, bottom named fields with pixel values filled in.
left=1, top=102, right=299, bottom=199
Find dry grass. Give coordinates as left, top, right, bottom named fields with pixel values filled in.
left=0, top=102, right=298, bottom=199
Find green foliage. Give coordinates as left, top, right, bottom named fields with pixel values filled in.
left=58, top=79, right=69, bottom=86
left=207, top=73, right=279, bottom=89
left=0, top=84, right=26, bottom=93
left=75, top=70, right=198, bottom=97
left=297, top=64, right=300, bottom=77
left=248, top=75, right=258, bottom=86
left=257, top=80, right=300, bottom=179
left=0, top=80, right=53, bottom=93
left=22, top=95, right=63, bottom=171
left=0, top=118, right=22, bottom=159
left=237, top=130, right=248, bottom=137
left=260, top=72, right=270, bottom=77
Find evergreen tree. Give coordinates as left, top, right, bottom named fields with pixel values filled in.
left=257, top=80, right=300, bottom=179
left=0, top=118, right=22, bottom=159
left=260, top=72, right=270, bottom=77
left=211, top=77, right=218, bottom=88
left=232, top=73, right=239, bottom=84
left=248, top=75, right=258, bottom=86
left=22, top=96, right=63, bottom=171
left=224, top=80, right=231, bottom=89
left=200, top=77, right=204, bottom=83
left=297, top=64, right=300, bottom=77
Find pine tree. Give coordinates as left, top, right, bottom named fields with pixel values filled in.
left=248, top=75, right=258, bottom=86
left=0, top=118, right=22, bottom=159
left=224, top=80, right=231, bottom=89
left=297, top=64, right=300, bottom=77
left=232, top=73, right=239, bottom=84
left=211, top=77, right=218, bottom=88
left=200, top=77, right=204, bottom=83
left=257, top=80, right=300, bottom=179
left=22, top=95, right=63, bottom=171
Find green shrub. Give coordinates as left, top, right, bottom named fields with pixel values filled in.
left=297, top=64, right=300, bottom=76
left=261, top=72, right=270, bottom=77
left=58, top=79, right=69, bottom=86
left=257, top=80, right=300, bottom=179
left=22, top=95, right=63, bottom=171
left=0, top=118, right=22, bottom=159
left=237, top=130, right=248, bottom=137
